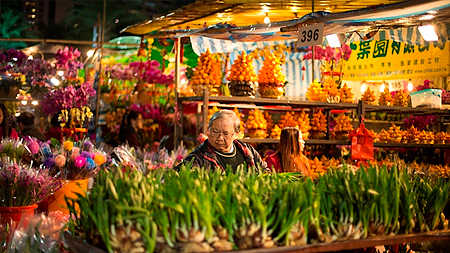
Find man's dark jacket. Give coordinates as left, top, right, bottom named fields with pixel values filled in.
left=21, top=125, right=46, bottom=142
left=176, top=139, right=268, bottom=172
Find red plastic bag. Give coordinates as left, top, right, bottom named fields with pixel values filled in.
left=349, top=122, right=374, bottom=161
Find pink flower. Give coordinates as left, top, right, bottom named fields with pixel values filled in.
left=74, top=156, right=86, bottom=168
left=27, top=141, right=40, bottom=155
left=72, top=147, right=80, bottom=156
left=55, top=154, right=66, bottom=167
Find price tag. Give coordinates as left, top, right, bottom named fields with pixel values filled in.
left=297, top=23, right=324, bottom=47
left=388, top=81, right=403, bottom=91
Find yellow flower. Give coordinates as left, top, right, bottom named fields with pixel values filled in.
left=63, top=140, right=74, bottom=151
left=94, top=154, right=106, bottom=166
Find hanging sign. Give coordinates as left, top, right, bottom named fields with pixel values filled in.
left=343, top=40, right=450, bottom=80
left=297, top=23, right=324, bottom=48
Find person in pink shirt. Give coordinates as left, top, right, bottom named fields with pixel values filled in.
left=266, top=127, right=311, bottom=176
left=0, top=103, right=18, bottom=140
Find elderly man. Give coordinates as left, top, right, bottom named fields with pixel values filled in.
left=177, top=109, right=267, bottom=172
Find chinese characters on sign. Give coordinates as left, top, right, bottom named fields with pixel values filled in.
left=344, top=40, right=450, bottom=81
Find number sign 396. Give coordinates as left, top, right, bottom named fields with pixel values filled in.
left=297, top=23, right=324, bottom=48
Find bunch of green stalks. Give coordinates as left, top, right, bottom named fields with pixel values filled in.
left=65, top=162, right=450, bottom=253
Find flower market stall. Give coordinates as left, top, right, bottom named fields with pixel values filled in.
left=2, top=1, right=450, bottom=253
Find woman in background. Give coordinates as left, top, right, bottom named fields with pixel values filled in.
left=119, top=110, right=144, bottom=148
left=266, top=127, right=311, bottom=176
left=0, top=103, right=18, bottom=140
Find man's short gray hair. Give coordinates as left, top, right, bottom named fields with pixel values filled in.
left=208, top=110, right=241, bottom=133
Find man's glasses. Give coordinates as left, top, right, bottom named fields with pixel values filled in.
left=209, top=130, right=234, bottom=139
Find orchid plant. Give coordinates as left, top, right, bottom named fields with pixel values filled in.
left=103, top=59, right=174, bottom=107
left=41, top=81, right=96, bottom=134
left=303, top=45, right=352, bottom=78
left=0, top=49, right=28, bottom=74
left=54, top=47, right=84, bottom=79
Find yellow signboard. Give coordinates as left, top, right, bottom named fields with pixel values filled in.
left=343, top=40, right=450, bottom=81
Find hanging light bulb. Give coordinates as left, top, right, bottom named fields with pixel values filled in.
left=51, top=77, right=60, bottom=86
left=408, top=79, right=413, bottom=91
left=264, top=13, right=270, bottom=24
left=360, top=81, right=366, bottom=93
left=380, top=82, right=385, bottom=93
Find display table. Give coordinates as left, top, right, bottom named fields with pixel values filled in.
left=63, top=230, right=450, bottom=253
left=226, top=230, right=450, bottom=253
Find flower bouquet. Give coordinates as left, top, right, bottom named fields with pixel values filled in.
left=39, top=139, right=110, bottom=214
left=0, top=159, right=62, bottom=207
left=0, top=137, right=45, bottom=166
left=0, top=158, right=63, bottom=230
left=42, top=139, right=109, bottom=181
left=112, top=144, right=187, bottom=174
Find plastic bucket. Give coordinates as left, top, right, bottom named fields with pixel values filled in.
left=0, top=204, right=38, bottom=228
left=47, top=179, right=89, bottom=215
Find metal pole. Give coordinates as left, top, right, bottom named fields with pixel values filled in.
left=174, top=37, right=181, bottom=149
left=311, top=0, right=315, bottom=80
left=94, top=0, right=106, bottom=130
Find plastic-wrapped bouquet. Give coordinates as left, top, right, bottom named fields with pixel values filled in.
left=0, top=137, right=43, bottom=164
left=7, top=211, right=68, bottom=252
left=0, top=159, right=62, bottom=207
left=143, top=146, right=188, bottom=171
left=42, top=139, right=109, bottom=180
left=112, top=144, right=188, bottom=174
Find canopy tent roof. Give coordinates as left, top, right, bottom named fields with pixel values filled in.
left=121, top=0, right=407, bottom=35
left=122, top=0, right=450, bottom=47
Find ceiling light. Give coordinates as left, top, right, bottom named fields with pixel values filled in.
left=261, top=5, right=270, bottom=12
left=326, top=34, right=342, bottom=47
left=31, top=100, right=39, bottom=106
left=87, top=49, right=95, bottom=57
left=51, top=77, right=60, bottom=86
left=361, top=81, right=366, bottom=93
left=264, top=13, right=270, bottom=24
left=21, top=100, right=27, bottom=106
left=380, top=82, right=385, bottom=93
left=419, top=14, right=435, bottom=21
left=418, top=25, right=438, bottom=41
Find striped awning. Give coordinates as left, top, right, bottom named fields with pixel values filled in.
left=190, top=36, right=296, bottom=54
left=347, top=22, right=450, bottom=46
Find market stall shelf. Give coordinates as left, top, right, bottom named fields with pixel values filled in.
left=177, top=89, right=450, bottom=169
